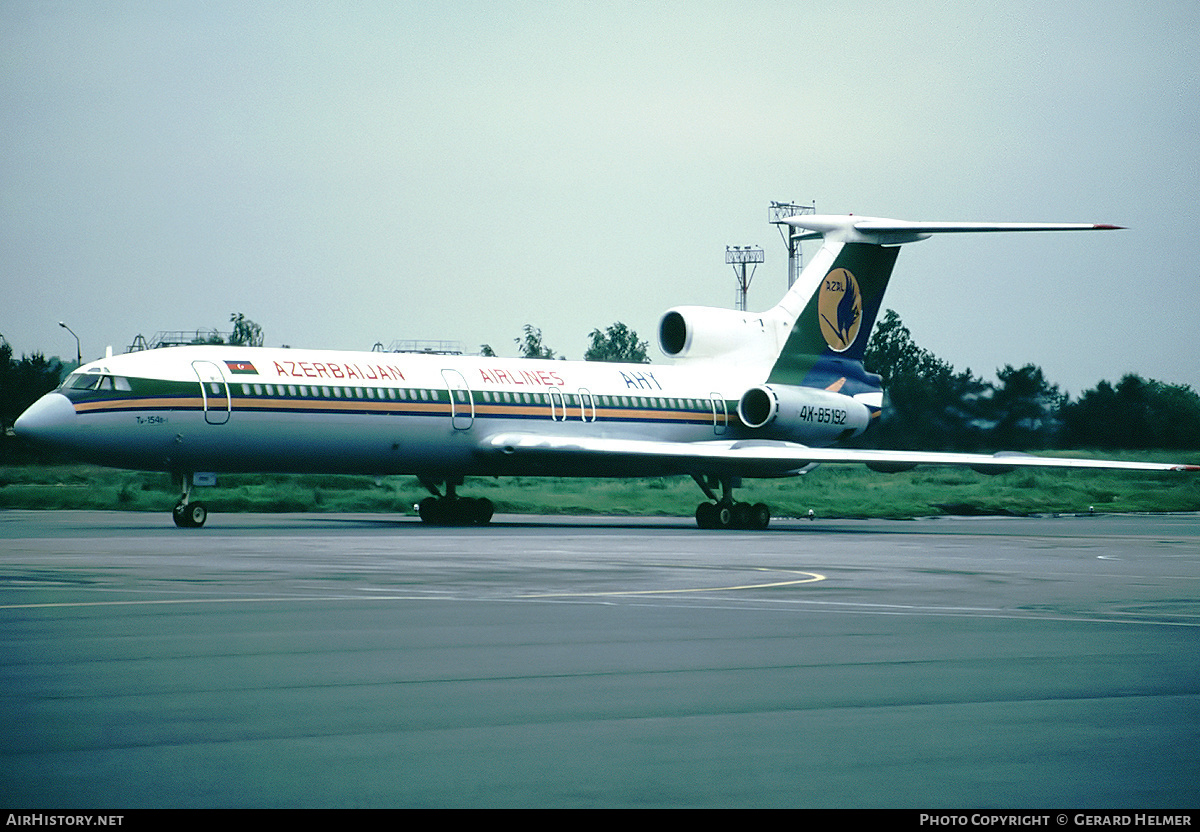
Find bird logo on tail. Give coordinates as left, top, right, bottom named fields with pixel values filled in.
left=817, top=268, right=862, bottom=352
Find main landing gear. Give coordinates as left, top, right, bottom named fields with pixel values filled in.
left=171, top=472, right=208, bottom=528
left=692, top=474, right=771, bottom=530
left=417, top=476, right=494, bottom=526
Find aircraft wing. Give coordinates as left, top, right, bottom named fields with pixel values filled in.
left=484, top=433, right=1199, bottom=477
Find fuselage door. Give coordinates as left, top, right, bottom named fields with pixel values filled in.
left=192, top=360, right=231, bottom=425
left=547, top=386, right=567, bottom=422
left=441, top=369, right=474, bottom=430
left=577, top=388, right=597, bottom=422
left=710, top=392, right=728, bottom=436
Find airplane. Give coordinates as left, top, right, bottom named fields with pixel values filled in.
left=14, top=213, right=1198, bottom=529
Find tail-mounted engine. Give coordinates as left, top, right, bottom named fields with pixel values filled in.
left=658, top=306, right=782, bottom=363
left=737, top=384, right=871, bottom=444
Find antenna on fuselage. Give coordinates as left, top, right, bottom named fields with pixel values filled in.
left=769, top=200, right=816, bottom=289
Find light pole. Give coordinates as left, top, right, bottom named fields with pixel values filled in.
left=725, top=246, right=764, bottom=312
left=769, top=201, right=815, bottom=289
left=58, top=322, right=81, bottom=368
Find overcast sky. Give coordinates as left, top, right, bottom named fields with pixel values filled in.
left=3, top=1, right=1197, bottom=395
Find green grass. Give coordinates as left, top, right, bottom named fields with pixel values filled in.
left=1, top=452, right=1197, bottom=519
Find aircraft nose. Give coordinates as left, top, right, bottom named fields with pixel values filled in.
left=13, top=392, right=78, bottom=448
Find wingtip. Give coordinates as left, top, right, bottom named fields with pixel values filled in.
left=1093, top=224, right=1125, bottom=230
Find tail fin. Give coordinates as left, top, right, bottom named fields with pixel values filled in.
left=765, top=240, right=899, bottom=388
left=764, top=215, right=1121, bottom=389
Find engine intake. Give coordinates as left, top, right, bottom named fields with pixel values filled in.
left=737, top=384, right=871, bottom=443
left=658, top=306, right=777, bottom=362
left=738, top=386, right=778, bottom=429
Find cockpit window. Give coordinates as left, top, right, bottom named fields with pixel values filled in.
left=63, top=372, right=100, bottom=390
left=60, top=372, right=131, bottom=392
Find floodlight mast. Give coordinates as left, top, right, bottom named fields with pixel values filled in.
left=769, top=200, right=816, bottom=288
left=725, top=245, right=764, bottom=311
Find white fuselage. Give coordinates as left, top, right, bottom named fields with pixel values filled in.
left=23, top=344, right=869, bottom=479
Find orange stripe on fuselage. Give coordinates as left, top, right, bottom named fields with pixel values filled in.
left=71, top=394, right=723, bottom=425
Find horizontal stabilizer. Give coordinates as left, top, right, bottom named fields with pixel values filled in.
left=784, top=215, right=1123, bottom=245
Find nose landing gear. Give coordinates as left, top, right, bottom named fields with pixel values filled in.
left=173, top=500, right=208, bottom=528
left=171, top=472, right=208, bottom=528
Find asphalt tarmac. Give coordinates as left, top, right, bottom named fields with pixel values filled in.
left=2, top=510, right=1198, bottom=809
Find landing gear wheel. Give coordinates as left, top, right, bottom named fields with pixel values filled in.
left=696, top=502, right=736, bottom=529
left=173, top=501, right=207, bottom=528
left=714, top=503, right=734, bottom=529
left=470, top=497, right=494, bottom=525
left=418, top=496, right=494, bottom=526
left=748, top=502, right=771, bottom=531
left=732, top=501, right=752, bottom=529
left=187, top=502, right=208, bottom=527
left=695, top=499, right=770, bottom=530
left=418, top=497, right=441, bottom=525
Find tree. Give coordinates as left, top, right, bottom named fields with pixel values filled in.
left=985, top=364, right=1064, bottom=449
left=515, top=325, right=559, bottom=359
left=0, top=345, right=64, bottom=430
left=1, top=342, right=66, bottom=459
left=1061, top=375, right=1200, bottom=449
left=584, top=322, right=650, bottom=363
left=229, top=313, right=264, bottom=347
left=479, top=344, right=496, bottom=357
left=863, top=310, right=988, bottom=449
